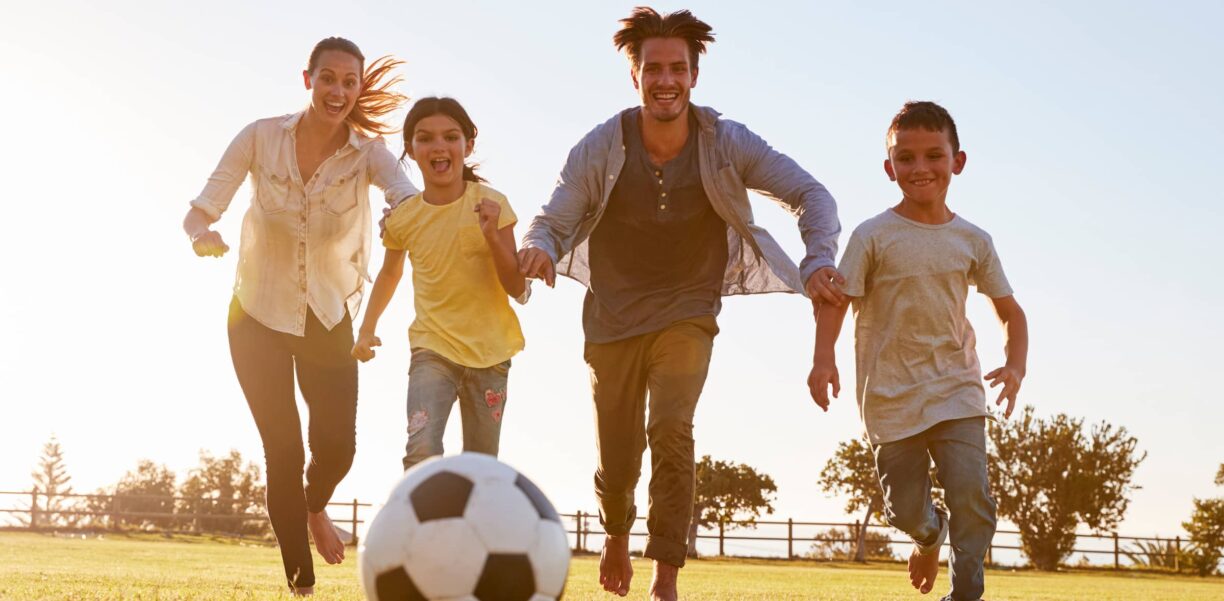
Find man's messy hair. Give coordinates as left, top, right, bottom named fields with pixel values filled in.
left=612, top=6, right=715, bottom=71
left=887, top=101, right=961, bottom=153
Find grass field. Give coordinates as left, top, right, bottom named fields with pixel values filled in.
left=1, top=532, right=1221, bottom=600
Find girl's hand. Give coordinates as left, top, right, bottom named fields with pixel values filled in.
left=475, top=198, right=501, bottom=239
left=191, top=230, right=229, bottom=258
left=352, top=332, right=381, bottom=362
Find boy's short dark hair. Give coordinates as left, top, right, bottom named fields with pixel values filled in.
left=612, top=6, right=715, bottom=71
left=887, top=101, right=960, bottom=154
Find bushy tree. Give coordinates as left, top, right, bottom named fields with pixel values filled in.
left=818, top=439, right=883, bottom=562
left=807, top=527, right=897, bottom=561
left=28, top=436, right=79, bottom=528
left=989, top=406, right=1144, bottom=570
left=112, top=460, right=178, bottom=530
left=178, top=450, right=267, bottom=535
left=1183, top=465, right=1224, bottom=576
left=687, top=456, right=777, bottom=558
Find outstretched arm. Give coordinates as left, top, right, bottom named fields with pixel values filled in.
left=808, top=299, right=851, bottom=411
left=984, top=295, right=1028, bottom=418
left=183, top=121, right=257, bottom=257
left=352, top=249, right=406, bottom=362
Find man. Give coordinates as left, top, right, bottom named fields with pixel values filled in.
left=519, top=7, right=844, bottom=600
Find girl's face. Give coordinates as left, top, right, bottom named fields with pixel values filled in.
left=302, top=50, right=362, bottom=127
left=408, top=113, right=474, bottom=189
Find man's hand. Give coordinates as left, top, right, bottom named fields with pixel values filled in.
left=475, top=198, right=501, bottom=239
left=984, top=365, right=1024, bottom=418
left=352, top=331, right=381, bottom=362
left=191, top=230, right=229, bottom=258
left=517, top=247, right=556, bottom=288
left=807, top=354, right=840, bottom=412
left=806, top=266, right=847, bottom=306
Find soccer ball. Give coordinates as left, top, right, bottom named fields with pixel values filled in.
left=359, top=453, right=570, bottom=601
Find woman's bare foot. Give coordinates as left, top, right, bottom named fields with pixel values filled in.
left=307, top=510, right=346, bottom=565
left=599, top=534, right=633, bottom=596
left=649, top=560, right=678, bottom=601
left=907, top=543, right=939, bottom=594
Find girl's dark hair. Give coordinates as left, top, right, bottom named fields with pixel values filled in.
left=400, top=97, right=486, bottom=183
left=307, top=37, right=407, bottom=137
left=613, top=6, right=715, bottom=70
left=887, top=101, right=961, bottom=153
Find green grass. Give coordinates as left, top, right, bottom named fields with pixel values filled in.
left=0, top=532, right=1221, bottom=600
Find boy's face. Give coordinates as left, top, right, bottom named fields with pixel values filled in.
left=884, top=127, right=966, bottom=206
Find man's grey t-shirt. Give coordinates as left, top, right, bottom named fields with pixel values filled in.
left=838, top=209, right=1013, bottom=445
left=583, top=108, right=728, bottom=343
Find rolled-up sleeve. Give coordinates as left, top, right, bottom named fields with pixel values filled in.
left=522, top=134, right=600, bottom=263
left=190, top=121, right=257, bottom=220
left=368, top=139, right=419, bottom=208
left=735, top=123, right=841, bottom=286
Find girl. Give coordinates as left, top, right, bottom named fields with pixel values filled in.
left=181, top=37, right=417, bottom=595
left=352, top=97, right=527, bottom=471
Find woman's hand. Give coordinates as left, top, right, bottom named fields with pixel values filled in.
left=352, top=331, right=381, bottom=362
left=191, top=230, right=229, bottom=258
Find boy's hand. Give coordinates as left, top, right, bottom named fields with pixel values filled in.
left=475, top=198, right=501, bottom=239
left=807, top=355, right=840, bottom=412
left=984, top=365, right=1024, bottom=418
left=352, top=332, right=381, bottom=362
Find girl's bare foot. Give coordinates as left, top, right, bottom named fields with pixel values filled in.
left=907, top=543, right=939, bottom=594
left=599, top=534, right=633, bottom=596
left=307, top=511, right=346, bottom=565
left=649, top=560, right=678, bottom=601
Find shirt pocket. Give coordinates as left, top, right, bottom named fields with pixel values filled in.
left=458, top=224, right=487, bottom=258
left=256, top=167, right=291, bottom=214
left=322, top=167, right=361, bottom=215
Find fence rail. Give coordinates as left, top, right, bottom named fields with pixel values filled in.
left=0, top=490, right=1190, bottom=571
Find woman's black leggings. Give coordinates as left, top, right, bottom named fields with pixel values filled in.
left=226, top=298, right=357, bottom=589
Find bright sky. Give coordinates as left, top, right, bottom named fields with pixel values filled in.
left=2, top=0, right=1222, bottom=561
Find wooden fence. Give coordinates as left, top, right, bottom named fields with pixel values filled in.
left=0, top=490, right=1190, bottom=571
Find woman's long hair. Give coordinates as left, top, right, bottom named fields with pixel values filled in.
left=307, top=37, right=407, bottom=137
left=400, top=97, right=487, bottom=183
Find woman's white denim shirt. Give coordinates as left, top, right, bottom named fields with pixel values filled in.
left=190, top=112, right=419, bottom=336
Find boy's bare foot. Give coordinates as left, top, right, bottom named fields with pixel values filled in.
left=649, top=560, right=678, bottom=601
left=599, top=534, right=633, bottom=596
left=307, top=510, right=346, bottom=565
left=907, top=543, right=939, bottom=594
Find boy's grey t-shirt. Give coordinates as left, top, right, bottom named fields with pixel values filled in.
left=839, top=209, right=1013, bottom=445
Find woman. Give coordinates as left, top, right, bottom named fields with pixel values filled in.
left=181, top=37, right=417, bottom=595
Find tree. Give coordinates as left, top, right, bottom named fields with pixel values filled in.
left=28, top=436, right=79, bottom=528
left=1215, top=463, right=1223, bottom=487
left=807, top=527, right=897, bottom=561
left=687, top=456, right=777, bottom=558
left=1183, top=465, right=1224, bottom=576
left=988, top=406, right=1145, bottom=570
left=178, top=450, right=268, bottom=536
left=818, top=439, right=883, bottom=562
left=111, top=460, right=178, bottom=530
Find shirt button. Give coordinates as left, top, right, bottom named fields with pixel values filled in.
left=661, top=192, right=667, bottom=198
left=658, top=179, right=663, bottom=185
left=660, top=204, right=667, bottom=210
left=608, top=175, right=614, bottom=180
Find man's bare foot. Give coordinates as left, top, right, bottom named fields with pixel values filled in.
left=307, top=510, right=346, bottom=565
left=290, top=585, right=313, bottom=596
left=648, top=560, right=678, bottom=601
left=599, top=534, right=633, bottom=596
left=907, top=543, right=939, bottom=594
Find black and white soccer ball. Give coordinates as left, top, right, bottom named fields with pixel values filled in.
left=359, top=453, right=569, bottom=601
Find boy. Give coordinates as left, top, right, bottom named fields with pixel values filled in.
left=808, top=101, right=1028, bottom=601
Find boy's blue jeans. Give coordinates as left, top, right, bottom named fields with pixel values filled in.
left=873, top=417, right=996, bottom=601
left=401, top=348, right=511, bottom=471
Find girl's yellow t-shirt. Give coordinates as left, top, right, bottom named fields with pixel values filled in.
left=382, top=182, right=524, bottom=368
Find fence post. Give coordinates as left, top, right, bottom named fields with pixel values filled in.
left=29, top=490, right=39, bottom=529
left=1174, top=536, right=1181, bottom=572
left=575, top=511, right=583, bottom=553
left=1113, top=532, right=1120, bottom=570
left=718, top=520, right=725, bottom=557
left=787, top=518, right=794, bottom=560
left=351, top=499, right=360, bottom=547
